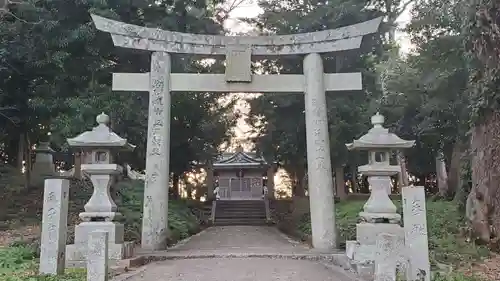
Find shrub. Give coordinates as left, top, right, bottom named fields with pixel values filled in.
left=295, top=199, right=489, bottom=266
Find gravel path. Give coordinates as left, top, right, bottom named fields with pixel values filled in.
left=122, top=226, right=354, bottom=281
left=126, top=258, right=352, bottom=281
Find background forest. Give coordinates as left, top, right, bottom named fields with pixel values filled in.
left=0, top=0, right=500, bottom=280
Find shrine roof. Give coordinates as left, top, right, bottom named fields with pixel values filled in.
left=213, top=148, right=267, bottom=169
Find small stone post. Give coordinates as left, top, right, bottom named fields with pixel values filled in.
left=374, top=232, right=405, bottom=281
left=87, top=231, right=109, bottom=281
left=402, top=186, right=430, bottom=281
left=39, top=178, right=70, bottom=275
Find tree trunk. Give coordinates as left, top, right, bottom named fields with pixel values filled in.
left=397, top=151, right=410, bottom=188
left=292, top=169, right=306, bottom=197
left=24, top=134, right=32, bottom=188
left=436, top=151, right=449, bottom=198
left=171, top=173, right=180, bottom=199
left=468, top=111, right=500, bottom=243
left=447, top=141, right=464, bottom=199
left=334, top=166, right=347, bottom=199
left=185, top=177, right=192, bottom=200
left=17, top=133, right=25, bottom=170
left=350, top=165, right=359, bottom=193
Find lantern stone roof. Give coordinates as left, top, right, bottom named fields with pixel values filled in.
left=346, top=113, right=415, bottom=150
left=67, top=113, right=135, bottom=150
left=213, top=146, right=267, bottom=169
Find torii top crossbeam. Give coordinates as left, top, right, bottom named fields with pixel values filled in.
left=91, top=14, right=382, bottom=56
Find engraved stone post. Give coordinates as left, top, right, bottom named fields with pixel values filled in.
left=87, top=231, right=109, bottom=281
left=39, top=178, right=69, bottom=275
left=303, top=53, right=336, bottom=251
left=402, top=186, right=430, bottom=281
left=374, top=232, right=404, bottom=281
left=142, top=51, right=171, bottom=251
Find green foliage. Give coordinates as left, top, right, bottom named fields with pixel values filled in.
left=296, top=200, right=489, bottom=266
left=0, top=0, right=236, bottom=177
left=114, top=180, right=200, bottom=243
left=0, top=179, right=202, bottom=281
left=0, top=245, right=86, bottom=281
left=246, top=0, right=387, bottom=194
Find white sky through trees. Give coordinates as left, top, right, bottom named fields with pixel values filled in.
left=221, top=1, right=414, bottom=152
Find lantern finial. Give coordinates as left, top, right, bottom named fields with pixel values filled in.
left=371, top=112, right=384, bottom=127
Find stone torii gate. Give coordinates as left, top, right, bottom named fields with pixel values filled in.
left=91, top=14, right=382, bottom=252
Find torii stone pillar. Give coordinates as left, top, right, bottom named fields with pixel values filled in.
left=91, top=14, right=382, bottom=252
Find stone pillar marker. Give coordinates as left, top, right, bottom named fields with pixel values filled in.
left=87, top=231, right=109, bottom=281
left=304, top=53, right=336, bottom=251
left=39, top=178, right=70, bottom=275
left=345, top=113, right=415, bottom=272
left=142, top=51, right=171, bottom=251
left=402, top=186, right=430, bottom=281
left=66, top=113, right=135, bottom=266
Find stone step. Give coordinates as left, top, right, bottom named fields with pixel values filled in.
left=216, top=201, right=264, bottom=205
left=216, top=204, right=265, bottom=209
left=215, top=205, right=265, bottom=210
left=215, top=214, right=266, bottom=219
left=214, top=218, right=267, bottom=226
left=216, top=206, right=265, bottom=210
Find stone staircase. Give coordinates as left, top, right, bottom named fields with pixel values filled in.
left=213, top=200, right=268, bottom=226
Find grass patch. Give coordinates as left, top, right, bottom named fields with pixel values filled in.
left=114, top=180, right=201, bottom=245
left=0, top=246, right=86, bottom=281
left=295, top=199, right=490, bottom=280
left=0, top=178, right=204, bottom=281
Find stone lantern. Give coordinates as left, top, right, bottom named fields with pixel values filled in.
left=345, top=113, right=415, bottom=274
left=65, top=113, right=135, bottom=266
left=31, top=142, right=56, bottom=186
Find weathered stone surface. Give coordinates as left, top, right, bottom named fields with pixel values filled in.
left=141, top=51, right=171, bottom=251
left=112, top=73, right=363, bottom=93
left=356, top=223, right=404, bottom=246
left=303, top=53, right=336, bottom=252
left=402, top=186, right=430, bottom=281
left=225, top=45, right=252, bottom=82
left=39, top=178, right=70, bottom=275
left=374, top=233, right=405, bottom=281
left=91, top=14, right=382, bottom=55
left=87, top=231, right=109, bottom=281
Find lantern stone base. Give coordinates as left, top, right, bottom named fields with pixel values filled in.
left=359, top=212, right=401, bottom=223
left=65, top=221, right=134, bottom=267
left=345, top=222, right=404, bottom=274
